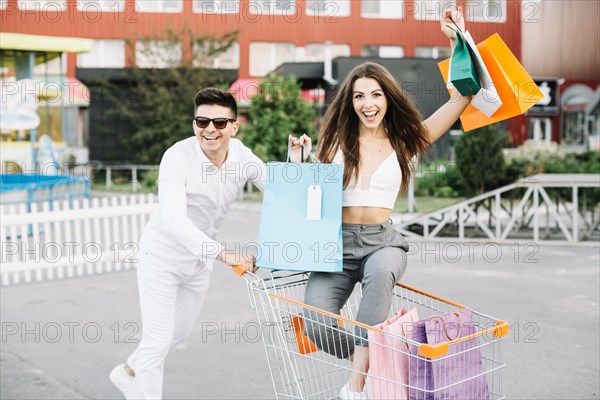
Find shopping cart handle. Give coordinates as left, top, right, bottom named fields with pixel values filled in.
left=232, top=265, right=248, bottom=276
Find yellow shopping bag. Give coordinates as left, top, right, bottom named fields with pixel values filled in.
left=439, top=33, right=543, bottom=132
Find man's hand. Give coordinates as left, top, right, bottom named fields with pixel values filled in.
left=217, top=250, right=258, bottom=273
left=440, top=5, right=465, bottom=43
left=289, top=134, right=313, bottom=163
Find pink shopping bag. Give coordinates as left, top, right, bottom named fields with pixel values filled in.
left=368, top=308, right=419, bottom=400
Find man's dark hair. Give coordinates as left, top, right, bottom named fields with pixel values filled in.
left=194, top=88, right=237, bottom=118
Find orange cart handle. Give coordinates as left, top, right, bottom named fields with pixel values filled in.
left=269, top=291, right=510, bottom=360
left=232, top=265, right=248, bottom=276
left=418, top=320, right=510, bottom=358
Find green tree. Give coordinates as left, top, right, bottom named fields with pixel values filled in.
left=242, top=74, right=317, bottom=161
left=455, top=123, right=507, bottom=195
left=106, top=28, right=239, bottom=164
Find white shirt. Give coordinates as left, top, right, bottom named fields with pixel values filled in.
left=140, top=137, right=265, bottom=269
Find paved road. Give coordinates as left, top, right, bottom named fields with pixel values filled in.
left=1, top=204, right=599, bottom=399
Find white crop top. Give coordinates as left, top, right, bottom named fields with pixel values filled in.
left=333, top=148, right=401, bottom=210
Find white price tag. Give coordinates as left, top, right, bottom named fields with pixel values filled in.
left=307, top=185, right=322, bottom=221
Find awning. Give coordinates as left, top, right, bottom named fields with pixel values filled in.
left=0, top=32, right=94, bottom=66
left=273, top=62, right=328, bottom=89
left=36, top=75, right=90, bottom=106
left=229, top=78, right=260, bottom=102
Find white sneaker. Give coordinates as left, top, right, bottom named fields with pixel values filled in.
left=338, top=383, right=369, bottom=400
left=110, top=364, right=141, bottom=400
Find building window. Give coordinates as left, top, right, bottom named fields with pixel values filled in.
left=34, top=54, right=67, bottom=75
left=135, top=0, right=182, bottom=13
left=305, top=43, right=350, bottom=62
left=18, top=0, right=66, bottom=10
left=135, top=41, right=182, bottom=68
left=249, top=0, right=296, bottom=15
left=362, top=45, right=404, bottom=58
left=192, top=42, right=240, bottom=69
left=77, top=0, right=124, bottom=11
left=415, top=46, right=451, bottom=59
left=193, top=0, right=239, bottom=13
left=306, top=0, right=350, bottom=17
left=77, top=40, right=126, bottom=68
left=466, top=0, right=506, bottom=22
left=413, top=0, right=455, bottom=20
left=249, top=42, right=295, bottom=77
left=361, top=0, right=403, bottom=19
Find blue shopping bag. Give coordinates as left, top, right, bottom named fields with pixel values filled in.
left=257, top=147, right=343, bottom=272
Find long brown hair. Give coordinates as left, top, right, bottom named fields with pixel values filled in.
left=316, top=62, right=430, bottom=195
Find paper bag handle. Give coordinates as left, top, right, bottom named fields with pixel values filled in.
left=431, top=311, right=463, bottom=341
left=286, top=137, right=318, bottom=163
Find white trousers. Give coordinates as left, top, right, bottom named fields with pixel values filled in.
left=127, top=249, right=211, bottom=399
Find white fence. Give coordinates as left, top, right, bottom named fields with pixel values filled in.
left=396, top=174, right=600, bottom=244
left=0, top=194, right=157, bottom=285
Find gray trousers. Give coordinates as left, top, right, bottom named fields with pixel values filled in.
left=304, top=220, right=409, bottom=359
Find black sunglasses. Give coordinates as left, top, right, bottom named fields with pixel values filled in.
left=193, top=116, right=236, bottom=129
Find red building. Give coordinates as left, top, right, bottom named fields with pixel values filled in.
left=1, top=0, right=523, bottom=77
left=520, top=0, right=600, bottom=149
left=2, top=0, right=532, bottom=163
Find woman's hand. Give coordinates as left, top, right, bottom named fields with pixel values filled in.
left=288, top=134, right=312, bottom=163
left=440, top=5, right=465, bottom=43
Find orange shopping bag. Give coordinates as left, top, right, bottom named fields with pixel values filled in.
left=438, top=33, right=543, bottom=132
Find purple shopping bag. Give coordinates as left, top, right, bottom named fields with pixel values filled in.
left=407, top=318, right=434, bottom=400
left=408, top=309, right=489, bottom=400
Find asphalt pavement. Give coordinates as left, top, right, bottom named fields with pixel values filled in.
left=1, top=202, right=599, bottom=399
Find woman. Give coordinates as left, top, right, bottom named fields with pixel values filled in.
left=289, top=7, right=470, bottom=400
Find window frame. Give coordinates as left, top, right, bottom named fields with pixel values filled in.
left=248, top=0, right=297, bottom=16
left=414, top=46, right=451, bottom=59
left=361, top=45, right=404, bottom=58
left=360, top=0, right=403, bottom=19
left=192, top=41, right=240, bottom=69
left=413, top=0, right=456, bottom=21
left=76, top=0, right=125, bottom=12
left=135, top=40, right=183, bottom=68
left=305, top=42, right=351, bottom=62
left=192, top=0, right=240, bottom=14
left=18, top=0, right=67, bottom=11
left=77, top=39, right=126, bottom=68
left=134, top=0, right=183, bottom=13
left=305, top=0, right=350, bottom=17
left=249, top=41, right=296, bottom=77
left=466, top=0, right=507, bottom=23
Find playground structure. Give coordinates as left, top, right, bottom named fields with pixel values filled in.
left=0, top=32, right=93, bottom=172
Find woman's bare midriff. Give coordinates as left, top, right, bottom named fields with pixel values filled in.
left=342, top=206, right=391, bottom=225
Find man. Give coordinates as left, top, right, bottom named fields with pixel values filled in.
left=109, top=88, right=264, bottom=399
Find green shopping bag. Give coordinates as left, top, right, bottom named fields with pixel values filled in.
left=450, top=29, right=481, bottom=96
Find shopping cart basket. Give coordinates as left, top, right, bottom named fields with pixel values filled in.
left=233, top=266, right=509, bottom=400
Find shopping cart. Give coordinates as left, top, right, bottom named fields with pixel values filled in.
left=233, top=266, right=509, bottom=400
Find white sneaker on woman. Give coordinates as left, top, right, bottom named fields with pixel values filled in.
left=338, top=383, right=369, bottom=400
left=109, top=364, right=141, bottom=399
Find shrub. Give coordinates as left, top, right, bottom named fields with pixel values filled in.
left=455, top=123, right=507, bottom=195
left=415, top=162, right=465, bottom=197
left=242, top=74, right=316, bottom=162
left=141, top=169, right=159, bottom=190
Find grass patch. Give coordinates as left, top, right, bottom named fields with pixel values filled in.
left=393, top=196, right=467, bottom=214
left=90, top=183, right=466, bottom=214
left=91, top=182, right=157, bottom=194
